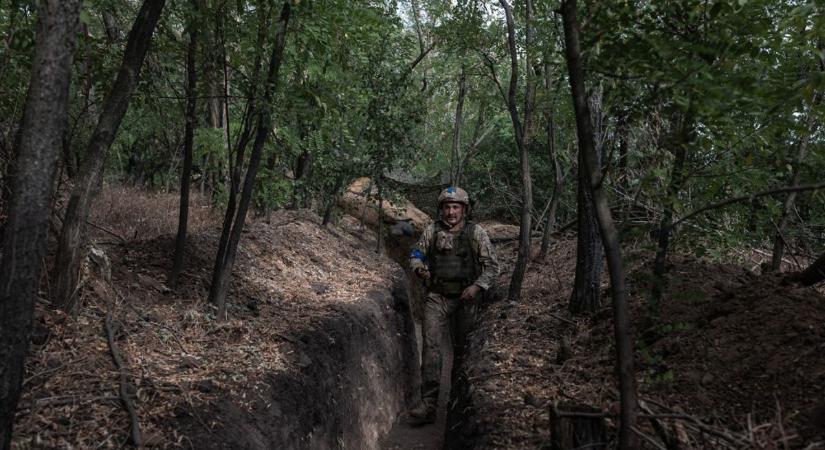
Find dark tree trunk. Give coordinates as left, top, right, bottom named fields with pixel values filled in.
left=204, top=10, right=225, bottom=132
left=650, top=111, right=692, bottom=315
left=169, top=4, right=199, bottom=288
left=561, top=1, right=638, bottom=448
left=291, top=149, right=312, bottom=209
left=450, top=66, right=466, bottom=185
left=102, top=11, right=121, bottom=42
left=210, top=0, right=271, bottom=267
left=208, top=1, right=291, bottom=317
left=539, top=62, right=562, bottom=260
left=617, top=112, right=629, bottom=189
left=539, top=115, right=562, bottom=260
left=570, top=153, right=603, bottom=314
left=501, top=0, right=535, bottom=302
left=0, top=1, right=81, bottom=447
left=52, top=0, right=166, bottom=310
left=456, top=100, right=487, bottom=187
left=376, top=174, right=384, bottom=253
left=770, top=114, right=815, bottom=272
left=322, top=174, right=345, bottom=226
left=571, top=83, right=606, bottom=314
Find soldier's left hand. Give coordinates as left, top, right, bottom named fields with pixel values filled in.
left=460, top=284, right=482, bottom=301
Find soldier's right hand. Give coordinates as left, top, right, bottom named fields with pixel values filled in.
left=415, top=268, right=431, bottom=280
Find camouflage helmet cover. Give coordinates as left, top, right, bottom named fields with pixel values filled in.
left=438, top=186, right=470, bottom=206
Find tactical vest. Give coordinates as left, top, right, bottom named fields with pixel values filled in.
left=428, top=222, right=481, bottom=297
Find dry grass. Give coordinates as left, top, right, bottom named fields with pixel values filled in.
left=87, top=184, right=219, bottom=242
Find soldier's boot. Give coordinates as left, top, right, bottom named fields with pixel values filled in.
left=406, top=400, right=436, bottom=426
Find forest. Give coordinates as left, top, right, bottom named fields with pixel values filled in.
left=1, top=0, right=824, bottom=449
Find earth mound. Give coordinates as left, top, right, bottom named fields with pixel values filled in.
left=14, top=206, right=417, bottom=449
left=449, top=236, right=825, bottom=449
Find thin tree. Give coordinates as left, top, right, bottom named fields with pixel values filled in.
left=649, top=108, right=693, bottom=314
left=208, top=1, right=291, bottom=316
left=0, top=1, right=81, bottom=447
left=560, top=0, right=638, bottom=447
left=567, top=55, right=604, bottom=314
left=770, top=110, right=817, bottom=272
left=52, top=0, right=167, bottom=310
left=499, top=0, right=536, bottom=302
left=450, top=65, right=466, bottom=185
left=455, top=99, right=491, bottom=187
left=538, top=62, right=563, bottom=260
left=169, top=0, right=199, bottom=288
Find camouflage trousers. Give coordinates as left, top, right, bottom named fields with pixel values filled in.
left=420, top=291, right=477, bottom=406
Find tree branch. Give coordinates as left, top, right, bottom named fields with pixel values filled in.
left=673, top=181, right=825, bottom=228
left=105, top=308, right=142, bottom=447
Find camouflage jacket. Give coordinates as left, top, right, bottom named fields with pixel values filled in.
left=409, top=220, right=499, bottom=291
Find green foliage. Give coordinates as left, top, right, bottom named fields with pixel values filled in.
left=2, top=0, right=824, bottom=262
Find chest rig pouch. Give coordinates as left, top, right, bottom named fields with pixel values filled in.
left=428, top=223, right=480, bottom=297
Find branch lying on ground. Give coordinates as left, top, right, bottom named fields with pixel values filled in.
left=105, top=307, right=142, bottom=447
left=550, top=395, right=804, bottom=449
left=85, top=220, right=127, bottom=243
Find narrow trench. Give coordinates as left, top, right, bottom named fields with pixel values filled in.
left=380, top=319, right=456, bottom=450
left=371, top=234, right=474, bottom=450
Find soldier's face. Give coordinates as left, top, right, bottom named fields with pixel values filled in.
left=441, top=202, right=465, bottom=226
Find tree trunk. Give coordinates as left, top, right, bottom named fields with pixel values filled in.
left=770, top=113, right=815, bottom=272
left=376, top=173, right=384, bottom=253
left=322, top=174, right=345, bottom=226
left=52, top=0, right=166, bottom=310
left=169, top=4, right=199, bottom=288
left=539, top=112, right=563, bottom=260
left=561, top=1, right=638, bottom=448
left=208, top=1, right=291, bottom=317
left=616, top=110, right=629, bottom=191
left=0, top=1, right=80, bottom=447
left=570, top=153, right=603, bottom=314
left=450, top=66, right=466, bottom=185
left=650, top=111, right=692, bottom=315
left=456, top=100, right=488, bottom=187
left=500, top=0, right=535, bottom=302
left=571, top=78, right=605, bottom=314
left=102, top=10, right=121, bottom=42
left=539, top=60, right=562, bottom=260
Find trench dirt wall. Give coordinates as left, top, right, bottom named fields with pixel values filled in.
left=12, top=209, right=424, bottom=449
left=178, top=278, right=419, bottom=450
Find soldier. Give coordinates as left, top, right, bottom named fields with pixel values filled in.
left=406, top=186, right=499, bottom=425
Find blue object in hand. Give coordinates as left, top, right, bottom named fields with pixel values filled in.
left=411, top=248, right=427, bottom=263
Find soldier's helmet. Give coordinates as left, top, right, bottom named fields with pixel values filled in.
left=437, top=186, right=470, bottom=207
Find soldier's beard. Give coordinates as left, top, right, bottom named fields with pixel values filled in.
left=444, top=213, right=464, bottom=228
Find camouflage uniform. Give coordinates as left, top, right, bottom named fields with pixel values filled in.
left=410, top=219, right=499, bottom=408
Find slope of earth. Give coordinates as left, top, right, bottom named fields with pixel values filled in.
left=13, top=187, right=417, bottom=449
left=448, top=228, right=825, bottom=449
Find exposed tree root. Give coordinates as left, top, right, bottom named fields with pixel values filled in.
left=105, top=306, right=142, bottom=447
